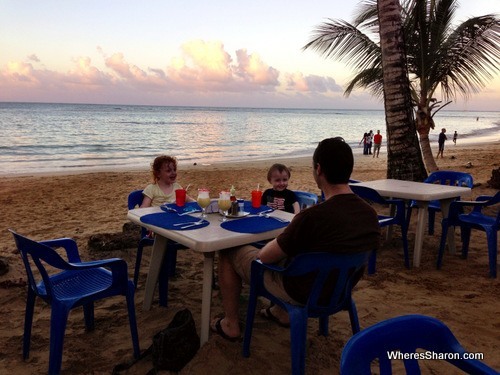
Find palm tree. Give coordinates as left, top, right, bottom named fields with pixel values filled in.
left=304, top=0, right=500, bottom=172
left=377, top=0, right=426, bottom=180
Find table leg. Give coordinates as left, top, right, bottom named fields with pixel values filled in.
left=200, top=252, right=215, bottom=345
left=413, top=202, right=428, bottom=267
left=440, top=198, right=456, bottom=254
left=142, top=235, right=167, bottom=311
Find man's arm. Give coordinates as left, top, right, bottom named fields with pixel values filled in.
left=258, top=238, right=287, bottom=264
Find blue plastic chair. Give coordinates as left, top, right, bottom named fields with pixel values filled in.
left=292, top=190, right=318, bottom=210
left=407, top=171, right=473, bottom=235
left=321, top=179, right=361, bottom=202
left=438, top=192, right=500, bottom=278
left=10, top=230, right=140, bottom=375
left=243, top=250, right=371, bottom=375
left=128, top=189, right=183, bottom=306
left=340, top=314, right=498, bottom=374
left=350, top=185, right=409, bottom=272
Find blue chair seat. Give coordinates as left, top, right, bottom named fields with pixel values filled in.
left=243, top=250, right=371, bottom=375
left=44, top=268, right=113, bottom=300
left=10, top=230, right=140, bottom=374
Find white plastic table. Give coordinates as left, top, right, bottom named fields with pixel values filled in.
left=353, top=179, right=471, bottom=267
left=127, top=207, right=294, bottom=345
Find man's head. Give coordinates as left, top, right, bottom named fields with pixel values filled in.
left=312, top=137, right=353, bottom=185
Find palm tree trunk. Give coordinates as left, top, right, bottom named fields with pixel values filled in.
left=377, top=0, right=427, bottom=181
left=416, top=102, right=439, bottom=172
left=418, top=132, right=438, bottom=172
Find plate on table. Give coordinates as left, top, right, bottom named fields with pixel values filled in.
left=220, top=210, right=250, bottom=219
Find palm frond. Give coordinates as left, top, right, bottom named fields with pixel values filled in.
left=303, top=19, right=381, bottom=76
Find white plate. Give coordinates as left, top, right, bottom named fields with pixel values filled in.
left=220, top=210, right=250, bottom=218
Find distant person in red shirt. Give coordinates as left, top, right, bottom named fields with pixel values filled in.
left=373, top=130, right=382, bottom=158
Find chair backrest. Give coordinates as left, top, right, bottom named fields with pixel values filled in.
left=292, top=190, right=318, bottom=210
left=281, top=251, right=370, bottom=316
left=10, top=230, right=72, bottom=299
left=350, top=185, right=407, bottom=229
left=128, top=189, right=144, bottom=210
left=128, top=190, right=150, bottom=238
left=425, top=171, right=473, bottom=188
left=350, top=185, right=388, bottom=205
left=340, top=314, right=497, bottom=375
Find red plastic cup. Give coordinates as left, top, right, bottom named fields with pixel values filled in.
left=175, top=189, right=187, bottom=207
left=251, top=190, right=262, bottom=208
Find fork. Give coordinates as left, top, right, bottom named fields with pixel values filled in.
left=173, top=221, right=199, bottom=226
left=179, top=219, right=206, bottom=229
left=178, top=209, right=201, bottom=216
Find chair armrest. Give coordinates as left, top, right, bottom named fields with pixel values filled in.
left=454, top=200, right=489, bottom=206
left=253, top=259, right=286, bottom=274
left=39, top=238, right=81, bottom=262
left=69, top=258, right=129, bottom=283
left=68, top=258, right=127, bottom=271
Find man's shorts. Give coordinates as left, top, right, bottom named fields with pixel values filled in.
left=226, top=245, right=300, bottom=304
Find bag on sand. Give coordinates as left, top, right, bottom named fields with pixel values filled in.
left=152, top=308, right=200, bottom=371
left=113, top=308, right=200, bottom=374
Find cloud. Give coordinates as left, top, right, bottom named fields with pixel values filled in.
left=27, top=54, right=40, bottom=63
left=235, top=49, right=279, bottom=87
left=284, top=72, right=343, bottom=93
left=0, top=40, right=346, bottom=105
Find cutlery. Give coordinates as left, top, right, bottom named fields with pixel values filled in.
left=178, top=209, right=201, bottom=216
left=179, top=220, right=206, bottom=229
left=247, top=212, right=290, bottom=223
left=261, top=214, right=290, bottom=223
left=173, top=221, right=199, bottom=226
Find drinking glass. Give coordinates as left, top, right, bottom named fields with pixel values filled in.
left=218, top=191, right=232, bottom=222
left=197, top=189, right=210, bottom=218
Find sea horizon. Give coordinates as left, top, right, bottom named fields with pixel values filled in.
left=1, top=102, right=498, bottom=177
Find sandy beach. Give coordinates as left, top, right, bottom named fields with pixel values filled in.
left=0, top=142, right=499, bottom=374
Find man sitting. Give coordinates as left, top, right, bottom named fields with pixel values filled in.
left=210, top=137, right=380, bottom=340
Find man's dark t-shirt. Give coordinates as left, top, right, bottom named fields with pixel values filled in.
left=276, top=193, right=380, bottom=304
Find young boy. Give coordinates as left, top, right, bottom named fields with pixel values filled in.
left=261, top=163, right=300, bottom=214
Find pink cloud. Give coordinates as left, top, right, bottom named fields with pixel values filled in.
left=0, top=40, right=345, bottom=104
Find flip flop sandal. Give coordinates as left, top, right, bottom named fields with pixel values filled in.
left=210, top=318, right=241, bottom=342
left=260, top=307, right=290, bottom=328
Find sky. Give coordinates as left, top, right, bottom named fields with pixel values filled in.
left=1, top=0, right=499, bottom=110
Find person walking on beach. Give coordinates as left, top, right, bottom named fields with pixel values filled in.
left=367, top=130, right=374, bottom=155
left=453, top=131, right=458, bottom=145
left=437, top=128, right=447, bottom=158
left=373, top=130, right=382, bottom=158
left=209, top=137, right=380, bottom=340
left=359, top=132, right=369, bottom=155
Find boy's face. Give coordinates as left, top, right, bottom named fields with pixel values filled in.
left=157, top=162, right=177, bottom=184
left=269, top=170, right=290, bottom=191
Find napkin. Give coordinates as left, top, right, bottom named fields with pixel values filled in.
left=140, top=212, right=209, bottom=230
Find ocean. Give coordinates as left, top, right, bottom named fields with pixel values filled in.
left=1, top=102, right=498, bottom=176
